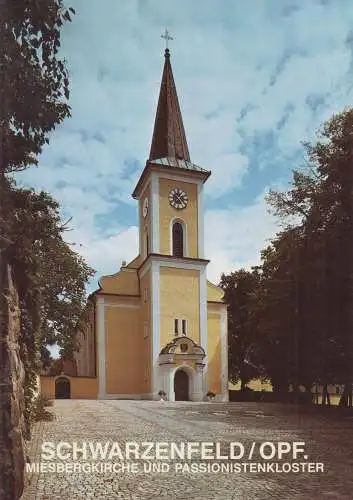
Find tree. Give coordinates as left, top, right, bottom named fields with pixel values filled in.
left=0, top=4, right=76, bottom=497
left=0, top=0, right=74, bottom=177
left=267, top=108, right=353, bottom=406
left=256, top=227, right=328, bottom=395
left=220, top=269, right=263, bottom=390
left=0, top=0, right=76, bottom=414
left=255, top=230, right=301, bottom=394
left=4, top=181, right=95, bottom=428
left=8, top=184, right=95, bottom=356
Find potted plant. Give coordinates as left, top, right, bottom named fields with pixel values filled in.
left=207, top=391, right=216, bottom=401
left=158, top=390, right=167, bottom=401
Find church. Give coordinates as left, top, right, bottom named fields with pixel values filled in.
left=42, top=46, right=229, bottom=402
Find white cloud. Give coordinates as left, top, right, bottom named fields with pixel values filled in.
left=81, top=227, right=139, bottom=286
left=205, top=193, right=278, bottom=283
left=15, top=0, right=353, bottom=286
left=205, top=153, right=249, bottom=198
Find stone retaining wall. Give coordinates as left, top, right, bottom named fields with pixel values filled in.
left=0, top=257, right=26, bottom=500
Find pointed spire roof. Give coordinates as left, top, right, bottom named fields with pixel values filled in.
left=132, top=46, right=211, bottom=200
left=149, top=48, right=190, bottom=162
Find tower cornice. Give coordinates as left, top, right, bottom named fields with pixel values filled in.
left=138, top=253, right=210, bottom=279
left=132, top=161, right=210, bottom=199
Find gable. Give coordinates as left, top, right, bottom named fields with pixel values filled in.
left=207, top=280, right=224, bottom=302
left=98, top=265, right=140, bottom=295
left=126, top=255, right=141, bottom=269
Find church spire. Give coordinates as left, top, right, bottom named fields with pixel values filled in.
left=149, top=45, right=191, bottom=162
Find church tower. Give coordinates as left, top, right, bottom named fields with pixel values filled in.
left=132, top=47, right=214, bottom=401
left=72, top=43, right=228, bottom=403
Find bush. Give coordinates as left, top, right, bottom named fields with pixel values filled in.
left=33, top=394, right=54, bottom=422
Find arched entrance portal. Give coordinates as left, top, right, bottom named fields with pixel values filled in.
left=174, top=370, right=189, bottom=401
left=55, top=377, right=71, bottom=399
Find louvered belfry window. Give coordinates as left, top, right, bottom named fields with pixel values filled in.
left=172, top=222, right=183, bottom=257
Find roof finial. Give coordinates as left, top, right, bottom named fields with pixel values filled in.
left=161, top=29, right=173, bottom=55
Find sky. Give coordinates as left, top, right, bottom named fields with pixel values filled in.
left=16, top=0, right=353, bottom=290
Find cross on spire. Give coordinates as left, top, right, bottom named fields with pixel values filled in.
left=161, top=29, right=173, bottom=50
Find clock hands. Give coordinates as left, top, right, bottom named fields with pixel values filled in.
left=169, top=188, right=188, bottom=209
left=174, top=193, right=184, bottom=205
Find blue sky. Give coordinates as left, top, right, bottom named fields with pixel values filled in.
left=16, top=0, right=353, bottom=288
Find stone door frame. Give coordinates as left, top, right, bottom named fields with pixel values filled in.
left=159, top=362, right=204, bottom=401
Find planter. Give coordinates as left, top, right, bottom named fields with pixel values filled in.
left=158, top=391, right=167, bottom=401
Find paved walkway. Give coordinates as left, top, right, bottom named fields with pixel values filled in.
left=22, top=400, right=353, bottom=499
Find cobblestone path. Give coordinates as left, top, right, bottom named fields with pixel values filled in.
left=22, top=400, right=353, bottom=499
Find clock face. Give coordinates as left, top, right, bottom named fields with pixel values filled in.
left=169, top=188, right=188, bottom=210
left=143, top=197, right=148, bottom=217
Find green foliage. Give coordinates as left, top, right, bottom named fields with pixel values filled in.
left=34, top=394, right=55, bottom=422
left=7, top=182, right=95, bottom=357
left=222, top=109, right=353, bottom=406
left=0, top=0, right=79, bottom=437
left=262, top=108, right=353, bottom=405
left=0, top=0, right=74, bottom=174
left=2, top=180, right=94, bottom=432
left=219, top=268, right=263, bottom=389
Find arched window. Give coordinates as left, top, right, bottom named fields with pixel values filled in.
left=172, top=222, right=183, bottom=257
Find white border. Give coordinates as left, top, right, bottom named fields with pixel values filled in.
left=197, top=183, right=204, bottom=258
left=151, top=260, right=160, bottom=397
left=138, top=183, right=150, bottom=256
left=139, top=257, right=208, bottom=280
left=138, top=171, right=204, bottom=198
left=151, top=172, right=160, bottom=253
left=199, top=267, right=208, bottom=393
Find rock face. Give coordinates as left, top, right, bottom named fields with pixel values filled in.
left=0, top=254, right=25, bottom=500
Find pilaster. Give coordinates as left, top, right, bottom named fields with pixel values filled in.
left=97, top=296, right=106, bottom=399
